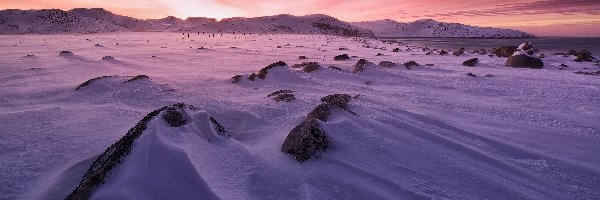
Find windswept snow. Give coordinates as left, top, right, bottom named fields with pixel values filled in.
left=0, top=33, right=599, bottom=200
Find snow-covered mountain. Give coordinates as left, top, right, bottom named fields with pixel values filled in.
left=352, top=19, right=535, bottom=38
left=0, top=8, right=374, bottom=37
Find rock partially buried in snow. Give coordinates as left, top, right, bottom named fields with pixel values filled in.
left=123, top=75, right=150, bottom=83
left=59, top=51, right=74, bottom=56
left=298, top=56, right=307, bottom=59
left=75, top=75, right=117, bottom=91
left=452, top=48, right=465, bottom=56
left=102, top=56, right=115, bottom=61
left=66, top=103, right=228, bottom=199
left=493, top=45, right=518, bottom=57
left=257, top=61, right=287, bottom=79
left=403, top=61, right=419, bottom=69
left=352, top=59, right=374, bottom=73
left=379, top=61, right=395, bottom=68
left=281, top=93, right=352, bottom=162
left=231, top=75, right=243, bottom=83
left=463, top=58, right=479, bottom=67
left=267, top=90, right=296, bottom=102
left=281, top=118, right=329, bottom=163
left=334, top=54, right=350, bottom=61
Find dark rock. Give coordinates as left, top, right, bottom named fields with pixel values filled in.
left=425, top=64, right=435, bottom=66
left=334, top=54, right=350, bottom=61
left=320, top=94, right=351, bottom=109
left=281, top=118, right=329, bottom=163
left=298, top=56, right=307, bottom=59
left=339, top=47, right=349, bottom=51
left=463, top=58, right=479, bottom=67
left=248, top=73, right=257, bottom=81
left=484, top=74, right=494, bottom=77
left=75, top=76, right=117, bottom=91
left=124, top=75, right=150, bottom=83
left=574, top=50, right=595, bottom=62
left=506, top=54, right=544, bottom=68
left=478, top=49, right=488, bottom=55
left=493, top=45, right=518, bottom=57
left=307, top=103, right=333, bottom=121
left=559, top=64, right=569, bottom=68
left=94, top=44, right=103, bottom=47
left=102, top=56, right=114, bottom=61
left=257, top=61, right=287, bottom=79
left=267, top=90, right=296, bottom=102
left=231, top=75, right=243, bottom=83
left=403, top=61, right=419, bottom=69
left=392, top=48, right=400, bottom=52
left=379, top=61, right=395, bottom=68
left=162, top=107, right=188, bottom=127
left=439, top=50, right=448, bottom=55
left=376, top=53, right=384, bottom=56
left=66, top=103, right=220, bottom=199
left=566, top=50, right=579, bottom=56
left=59, top=51, right=74, bottom=56
left=352, top=59, right=373, bottom=73
left=466, top=73, right=477, bottom=77
left=452, top=48, right=465, bottom=56
left=573, top=71, right=600, bottom=76
left=301, top=62, right=320, bottom=73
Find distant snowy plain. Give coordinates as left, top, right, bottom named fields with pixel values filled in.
left=0, top=33, right=599, bottom=200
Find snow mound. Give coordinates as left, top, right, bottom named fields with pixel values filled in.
left=75, top=75, right=170, bottom=93
left=66, top=103, right=228, bottom=199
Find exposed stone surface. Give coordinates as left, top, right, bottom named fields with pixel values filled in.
left=75, top=75, right=117, bottom=91
left=66, top=103, right=224, bottom=200
left=162, top=107, right=188, bottom=127
left=59, top=51, right=74, bottom=56
left=124, top=75, right=150, bottom=83
left=403, top=61, right=419, bottom=69
left=493, top=45, right=518, bottom=57
left=352, top=59, right=373, bottom=73
left=267, top=90, right=296, bottom=102
left=248, top=73, right=257, bottom=81
left=231, top=75, right=243, bottom=83
left=102, top=56, right=114, bottom=61
left=392, top=48, right=400, bottom=52
left=452, top=48, right=465, bottom=56
left=320, top=94, right=351, bottom=109
left=439, top=50, right=448, bottom=55
left=466, top=73, right=477, bottom=77
left=334, top=54, right=350, bottom=61
left=281, top=118, right=329, bottom=163
left=257, top=61, right=287, bottom=79
left=463, top=58, right=479, bottom=67
left=298, top=56, right=307, bottom=59
left=506, top=54, right=543, bottom=68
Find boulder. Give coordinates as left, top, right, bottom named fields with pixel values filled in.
left=392, top=48, right=400, bottom=52
left=59, top=51, right=74, bottom=56
left=493, top=45, right=518, bottom=57
left=351, top=59, right=374, bottom=73
left=301, top=62, right=320, bottom=73
left=320, top=94, right=351, bottom=109
left=334, top=54, right=351, bottom=61
left=506, top=54, right=543, bottom=68
left=248, top=73, right=257, bottom=81
left=102, top=56, right=115, bottom=61
left=439, top=50, right=448, bottom=55
left=403, top=61, right=420, bottom=69
left=466, top=73, right=477, bottom=77
left=298, top=56, right=307, bottom=59
left=280, top=118, right=329, bottom=163
left=463, top=58, right=479, bottom=67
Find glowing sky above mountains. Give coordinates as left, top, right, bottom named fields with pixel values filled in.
left=1, top=0, right=599, bottom=36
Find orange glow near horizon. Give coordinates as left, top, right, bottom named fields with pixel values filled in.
left=1, top=0, right=599, bottom=36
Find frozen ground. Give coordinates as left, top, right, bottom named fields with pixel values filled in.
left=0, top=32, right=599, bottom=199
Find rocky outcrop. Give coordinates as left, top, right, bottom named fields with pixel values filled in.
left=257, top=61, right=287, bottom=79
left=281, top=94, right=352, bottom=162
left=75, top=75, right=117, bottom=91
left=66, top=103, right=228, bottom=199
left=59, top=51, right=74, bottom=56
left=123, top=75, right=150, bottom=83
left=231, top=75, right=243, bottom=83
left=452, top=48, right=465, bottom=56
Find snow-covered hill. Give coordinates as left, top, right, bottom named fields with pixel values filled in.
left=0, top=9, right=373, bottom=37
left=352, top=19, right=535, bottom=38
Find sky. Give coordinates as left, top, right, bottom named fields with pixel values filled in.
left=1, top=0, right=599, bottom=36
